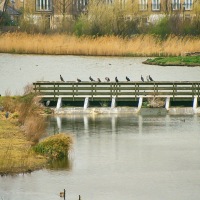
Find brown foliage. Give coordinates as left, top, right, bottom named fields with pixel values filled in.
left=0, top=33, right=200, bottom=56
left=0, top=85, right=47, bottom=144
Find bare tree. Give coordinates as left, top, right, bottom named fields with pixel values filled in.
left=0, top=0, right=9, bottom=24
left=54, top=0, right=72, bottom=18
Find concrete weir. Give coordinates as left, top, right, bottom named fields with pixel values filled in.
left=53, top=96, right=200, bottom=115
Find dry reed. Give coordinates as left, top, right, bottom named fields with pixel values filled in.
left=0, top=117, right=46, bottom=175
left=0, top=91, right=47, bottom=144
left=0, top=33, right=200, bottom=56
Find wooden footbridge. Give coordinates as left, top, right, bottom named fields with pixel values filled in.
left=33, top=81, right=200, bottom=110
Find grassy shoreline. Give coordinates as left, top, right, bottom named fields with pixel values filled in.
left=0, top=114, right=46, bottom=175
left=143, top=56, right=200, bottom=66
left=0, top=33, right=200, bottom=57
left=0, top=94, right=72, bottom=175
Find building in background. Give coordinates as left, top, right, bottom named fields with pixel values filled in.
left=2, top=0, right=198, bottom=29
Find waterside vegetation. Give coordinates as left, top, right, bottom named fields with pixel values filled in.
left=0, top=89, right=73, bottom=175
left=0, top=33, right=200, bottom=57
left=33, top=134, right=73, bottom=160
left=0, top=113, right=46, bottom=175
left=143, top=56, right=200, bottom=66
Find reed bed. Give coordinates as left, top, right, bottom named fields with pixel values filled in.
left=0, top=33, right=200, bottom=56
left=0, top=117, right=46, bottom=175
left=0, top=91, right=47, bottom=144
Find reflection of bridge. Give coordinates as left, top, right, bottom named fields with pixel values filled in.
left=33, top=81, right=200, bottom=112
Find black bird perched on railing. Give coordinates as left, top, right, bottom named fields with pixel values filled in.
left=149, top=75, right=154, bottom=81
left=97, top=78, right=101, bottom=82
left=115, top=77, right=119, bottom=82
left=77, top=78, right=81, bottom=82
left=89, top=76, right=94, bottom=81
left=60, top=75, right=65, bottom=82
left=141, top=75, right=144, bottom=82
left=126, top=76, right=130, bottom=81
left=105, top=77, right=110, bottom=82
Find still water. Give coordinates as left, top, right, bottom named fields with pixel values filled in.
left=1, top=54, right=200, bottom=200
left=1, top=114, right=200, bottom=200
left=0, top=53, right=200, bottom=95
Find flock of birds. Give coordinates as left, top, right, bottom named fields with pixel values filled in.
left=60, top=75, right=154, bottom=82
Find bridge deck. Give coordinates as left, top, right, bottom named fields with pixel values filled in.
left=33, top=81, right=200, bottom=101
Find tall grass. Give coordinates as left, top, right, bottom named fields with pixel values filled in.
left=0, top=33, right=200, bottom=56
left=0, top=87, right=47, bottom=144
left=0, top=118, right=46, bottom=175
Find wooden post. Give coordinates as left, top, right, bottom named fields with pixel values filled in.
left=38, top=83, right=41, bottom=93
left=72, top=83, right=74, bottom=101
left=116, top=83, right=118, bottom=97
left=192, top=83, right=194, bottom=97
left=134, top=83, right=137, bottom=100
left=54, top=83, right=55, bottom=100
left=110, top=83, right=112, bottom=98
left=57, top=83, right=59, bottom=94
left=76, top=84, right=78, bottom=92
left=91, top=83, right=94, bottom=101
left=34, top=83, right=36, bottom=93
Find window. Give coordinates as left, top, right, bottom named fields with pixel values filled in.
left=172, top=0, right=181, bottom=10
left=152, top=0, right=160, bottom=11
left=36, top=0, right=52, bottom=11
left=139, top=0, right=148, bottom=11
left=184, top=0, right=193, bottom=10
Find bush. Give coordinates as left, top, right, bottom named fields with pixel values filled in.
left=150, top=16, right=171, bottom=38
left=33, top=133, right=73, bottom=160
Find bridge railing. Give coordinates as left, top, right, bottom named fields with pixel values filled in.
left=33, top=81, right=200, bottom=101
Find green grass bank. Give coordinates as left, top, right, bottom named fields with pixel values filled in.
left=143, top=56, right=200, bottom=66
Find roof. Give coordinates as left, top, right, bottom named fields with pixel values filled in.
left=6, top=5, right=20, bottom=16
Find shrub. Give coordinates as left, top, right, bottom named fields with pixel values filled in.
left=33, top=134, right=73, bottom=160
left=150, top=17, right=171, bottom=38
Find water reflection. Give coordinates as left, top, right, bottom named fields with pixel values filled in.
left=47, top=113, right=200, bottom=137
left=56, top=116, right=62, bottom=133
left=1, top=114, right=200, bottom=200
left=47, top=158, right=72, bottom=171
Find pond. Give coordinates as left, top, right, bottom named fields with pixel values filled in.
left=0, top=53, right=200, bottom=95
left=0, top=54, right=200, bottom=200
left=1, top=113, right=200, bottom=200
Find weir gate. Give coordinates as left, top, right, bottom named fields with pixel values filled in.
left=33, top=81, right=200, bottom=110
